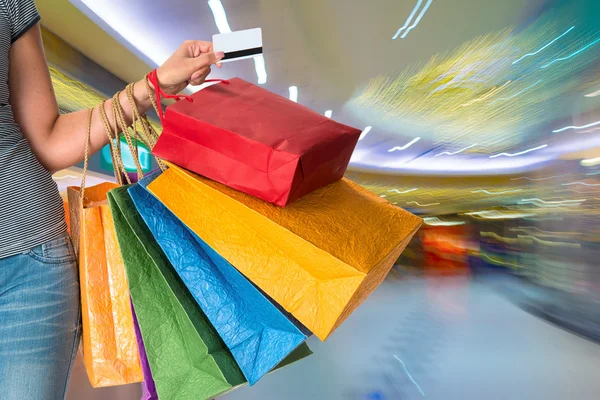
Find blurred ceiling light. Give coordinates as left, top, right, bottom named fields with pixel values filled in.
left=289, top=86, right=298, bottom=102
left=77, top=0, right=169, bottom=65
left=471, top=189, right=523, bottom=195
left=513, top=26, right=575, bottom=65
left=406, top=201, right=440, bottom=207
left=489, top=144, right=547, bottom=158
left=392, top=0, right=423, bottom=39
left=553, top=119, right=600, bottom=133
left=434, top=144, right=477, bottom=157
left=359, top=126, right=372, bottom=141
left=207, top=0, right=232, bottom=33
left=511, top=174, right=570, bottom=181
left=562, top=181, right=600, bottom=186
left=388, top=188, right=418, bottom=194
left=541, top=36, right=600, bottom=69
left=324, top=110, right=333, bottom=118
left=253, top=55, right=268, bottom=85
left=208, top=0, right=267, bottom=84
left=585, top=88, right=600, bottom=98
left=388, top=137, right=421, bottom=152
left=424, top=217, right=465, bottom=226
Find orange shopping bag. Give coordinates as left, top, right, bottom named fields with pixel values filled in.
left=67, top=107, right=143, bottom=387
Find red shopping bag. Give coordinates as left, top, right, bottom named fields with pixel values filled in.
left=149, top=71, right=361, bottom=207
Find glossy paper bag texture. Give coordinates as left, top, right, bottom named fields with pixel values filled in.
left=67, top=183, right=142, bottom=388
left=147, top=165, right=423, bottom=340
left=108, top=186, right=246, bottom=400
left=151, top=78, right=361, bottom=206
left=129, top=177, right=307, bottom=385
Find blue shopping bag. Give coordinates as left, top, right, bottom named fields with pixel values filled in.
left=128, top=173, right=308, bottom=385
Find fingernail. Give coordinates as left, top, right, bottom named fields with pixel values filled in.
left=215, top=51, right=225, bottom=60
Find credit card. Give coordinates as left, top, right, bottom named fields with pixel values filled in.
left=213, top=28, right=263, bottom=63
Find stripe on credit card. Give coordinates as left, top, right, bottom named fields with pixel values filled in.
left=222, top=47, right=263, bottom=60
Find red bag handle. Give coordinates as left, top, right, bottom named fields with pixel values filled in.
left=147, top=69, right=230, bottom=123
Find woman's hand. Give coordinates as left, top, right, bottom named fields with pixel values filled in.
left=156, top=40, right=225, bottom=95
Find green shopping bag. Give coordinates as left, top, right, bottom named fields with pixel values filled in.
left=108, top=186, right=245, bottom=399
left=108, top=186, right=312, bottom=399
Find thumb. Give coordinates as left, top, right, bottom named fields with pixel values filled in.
left=192, top=51, right=224, bottom=69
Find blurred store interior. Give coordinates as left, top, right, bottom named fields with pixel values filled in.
left=35, top=0, right=600, bottom=398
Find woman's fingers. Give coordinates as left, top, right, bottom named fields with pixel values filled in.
left=190, top=66, right=210, bottom=81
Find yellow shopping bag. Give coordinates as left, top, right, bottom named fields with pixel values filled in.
left=147, top=164, right=422, bottom=340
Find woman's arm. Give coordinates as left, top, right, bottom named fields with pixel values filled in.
left=9, top=23, right=222, bottom=173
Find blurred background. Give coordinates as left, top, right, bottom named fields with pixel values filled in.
left=37, top=0, right=600, bottom=398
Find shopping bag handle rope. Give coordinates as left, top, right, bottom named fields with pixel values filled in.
left=79, top=107, right=94, bottom=203
left=146, top=69, right=230, bottom=123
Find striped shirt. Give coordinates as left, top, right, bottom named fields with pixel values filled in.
left=0, top=0, right=66, bottom=258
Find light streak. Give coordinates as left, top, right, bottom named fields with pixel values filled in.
left=434, top=144, right=477, bottom=157
left=388, top=188, right=419, bottom=194
left=518, top=198, right=584, bottom=208
left=519, top=197, right=585, bottom=204
left=511, top=174, right=570, bottom=181
left=289, top=86, right=298, bottom=102
left=562, top=181, right=600, bottom=187
left=471, top=189, right=523, bottom=195
left=481, top=232, right=519, bottom=244
left=541, top=36, right=600, bottom=69
left=481, top=253, right=522, bottom=269
left=580, top=157, right=600, bottom=167
left=585, top=88, right=600, bottom=98
left=406, top=201, right=440, bottom=207
left=518, top=235, right=581, bottom=248
left=359, top=126, right=372, bottom=141
left=424, top=217, right=465, bottom=226
left=510, top=226, right=582, bottom=236
left=52, top=174, right=80, bottom=180
left=489, top=144, right=547, bottom=158
left=392, top=0, right=423, bottom=39
left=513, top=26, right=575, bottom=65
left=489, top=80, right=542, bottom=104
left=388, top=137, right=421, bottom=152
left=553, top=119, right=600, bottom=133
left=579, top=127, right=600, bottom=134
left=400, top=0, right=433, bottom=39
left=393, top=355, right=425, bottom=396
left=465, top=210, right=535, bottom=219
left=459, top=81, right=511, bottom=108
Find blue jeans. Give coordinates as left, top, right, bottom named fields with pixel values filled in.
left=0, top=234, right=81, bottom=400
